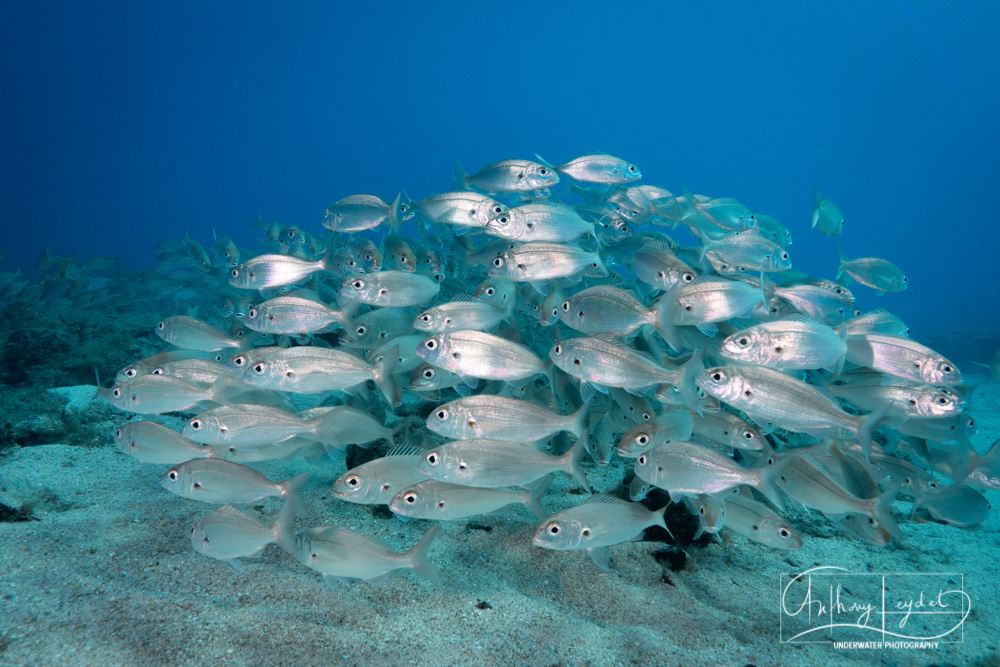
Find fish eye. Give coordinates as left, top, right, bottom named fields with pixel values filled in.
left=400, top=256, right=409, bottom=264
left=112, top=387, right=121, bottom=398
left=711, top=372, right=723, bottom=382
left=190, top=419, right=202, bottom=430
left=345, top=475, right=360, bottom=488
left=642, top=412, right=651, bottom=421
left=424, top=339, right=437, bottom=350
left=682, top=273, right=694, bottom=283
left=581, top=528, right=591, bottom=537
left=404, top=493, right=418, bottom=504
left=737, top=337, right=749, bottom=347
left=167, top=470, right=178, bottom=481
left=591, top=263, right=598, bottom=268
left=834, top=287, right=844, bottom=294
left=553, top=344, right=562, bottom=355
left=422, top=368, right=435, bottom=379
left=124, top=368, right=136, bottom=378
left=635, top=434, right=650, bottom=446
left=364, top=253, right=373, bottom=261
left=351, top=280, right=364, bottom=289
left=156, top=321, right=165, bottom=330
left=942, top=364, right=953, bottom=373
left=485, top=287, right=496, bottom=296
left=253, top=363, right=266, bottom=374
left=151, top=367, right=163, bottom=375
left=425, top=452, right=439, bottom=467
left=637, top=454, right=647, bottom=466
left=928, top=481, right=938, bottom=489
left=561, top=301, right=570, bottom=312
left=248, top=308, right=257, bottom=319
left=699, top=506, right=706, bottom=515
left=493, top=205, right=504, bottom=214
left=936, top=396, right=949, bottom=405
left=781, top=252, right=788, bottom=260
left=234, top=356, right=246, bottom=367
left=539, top=168, right=548, bottom=175
left=231, top=269, right=239, bottom=278
left=435, top=409, right=449, bottom=421
left=742, top=430, right=756, bottom=440
left=355, top=325, right=367, bottom=335
left=400, top=203, right=410, bottom=212
left=497, top=215, right=509, bottom=224
left=547, top=523, right=560, bottom=535
left=492, top=257, right=503, bottom=268
left=420, top=314, right=431, bottom=322
left=778, top=527, right=791, bottom=538
left=628, top=165, right=636, bottom=172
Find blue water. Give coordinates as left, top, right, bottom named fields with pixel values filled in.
left=2, top=2, right=998, bottom=340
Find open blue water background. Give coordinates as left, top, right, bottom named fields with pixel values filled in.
left=2, top=2, right=997, bottom=346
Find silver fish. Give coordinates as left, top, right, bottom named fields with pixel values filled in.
left=837, top=244, right=907, bottom=293
left=531, top=495, right=666, bottom=570
left=322, top=193, right=410, bottom=234
left=719, top=317, right=847, bottom=371
left=189, top=501, right=296, bottom=571
left=455, top=158, right=559, bottom=193
left=295, top=524, right=441, bottom=587
left=558, top=285, right=666, bottom=337
left=485, top=203, right=594, bottom=243
left=332, top=445, right=429, bottom=505
left=245, top=296, right=353, bottom=335
left=389, top=477, right=550, bottom=521
left=811, top=183, right=843, bottom=236
left=723, top=492, right=801, bottom=549
left=161, top=459, right=310, bottom=511
left=426, top=395, right=588, bottom=442
left=617, top=410, right=695, bottom=458
left=228, top=254, right=329, bottom=290
left=845, top=333, right=961, bottom=386
left=419, top=433, right=591, bottom=492
left=156, top=316, right=243, bottom=352
left=538, top=153, right=641, bottom=184
left=413, top=296, right=507, bottom=333
left=114, top=420, right=210, bottom=465
left=409, top=191, right=506, bottom=230
left=634, top=441, right=789, bottom=510
left=488, top=242, right=607, bottom=285
left=417, top=330, right=550, bottom=383
left=339, top=271, right=440, bottom=308
left=697, top=365, right=889, bottom=460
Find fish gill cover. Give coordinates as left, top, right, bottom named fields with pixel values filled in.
left=1, top=2, right=999, bottom=665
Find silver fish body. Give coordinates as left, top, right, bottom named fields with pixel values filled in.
left=322, top=193, right=410, bottom=234
left=417, top=330, right=550, bottom=382
left=114, top=420, right=210, bottom=464
left=190, top=502, right=296, bottom=570
left=161, top=458, right=310, bottom=510
left=845, top=333, right=961, bottom=386
left=426, top=395, right=588, bottom=442
left=719, top=318, right=847, bottom=370
left=245, top=296, right=350, bottom=335
left=409, top=191, right=506, bottom=229
left=229, top=254, right=328, bottom=290
left=332, top=446, right=429, bottom=505
left=295, top=524, right=441, bottom=586
left=390, top=478, right=550, bottom=521
left=456, top=159, right=559, bottom=193
left=488, top=243, right=606, bottom=283
left=617, top=410, right=695, bottom=458
left=156, top=316, right=243, bottom=352
left=413, top=297, right=506, bottom=333
left=339, top=271, right=440, bottom=307
left=485, top=203, right=594, bottom=243
left=544, top=154, right=641, bottom=184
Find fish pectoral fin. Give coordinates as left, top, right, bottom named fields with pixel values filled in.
left=587, top=546, right=610, bottom=570
left=226, top=559, right=245, bottom=573
left=323, top=574, right=351, bottom=589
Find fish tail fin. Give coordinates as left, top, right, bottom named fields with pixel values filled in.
left=281, top=472, right=311, bottom=516
left=534, top=153, right=555, bottom=168
left=389, top=192, right=403, bottom=235
left=372, top=345, right=401, bottom=406
left=757, top=455, right=793, bottom=511
left=567, top=401, right=589, bottom=439
left=271, top=497, right=298, bottom=555
left=560, top=430, right=592, bottom=493
left=405, top=524, right=443, bottom=583
left=525, top=474, right=554, bottom=520
left=650, top=286, right=683, bottom=353
left=812, top=183, right=823, bottom=209
left=678, top=184, right=697, bottom=220
left=874, top=481, right=903, bottom=541
left=655, top=503, right=674, bottom=539
left=453, top=159, right=468, bottom=190
left=835, top=241, right=848, bottom=282
left=676, top=348, right=706, bottom=415
left=855, top=403, right=891, bottom=462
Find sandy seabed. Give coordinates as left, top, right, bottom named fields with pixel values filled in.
left=1, top=381, right=998, bottom=667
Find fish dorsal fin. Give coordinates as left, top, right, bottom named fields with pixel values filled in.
left=583, top=493, right=632, bottom=506
left=212, top=504, right=253, bottom=521
left=384, top=444, right=426, bottom=457
left=593, top=334, right=630, bottom=349
left=449, top=293, right=489, bottom=305
left=637, top=239, right=678, bottom=254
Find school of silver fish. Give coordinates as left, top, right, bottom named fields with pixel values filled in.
left=44, top=152, right=995, bottom=583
